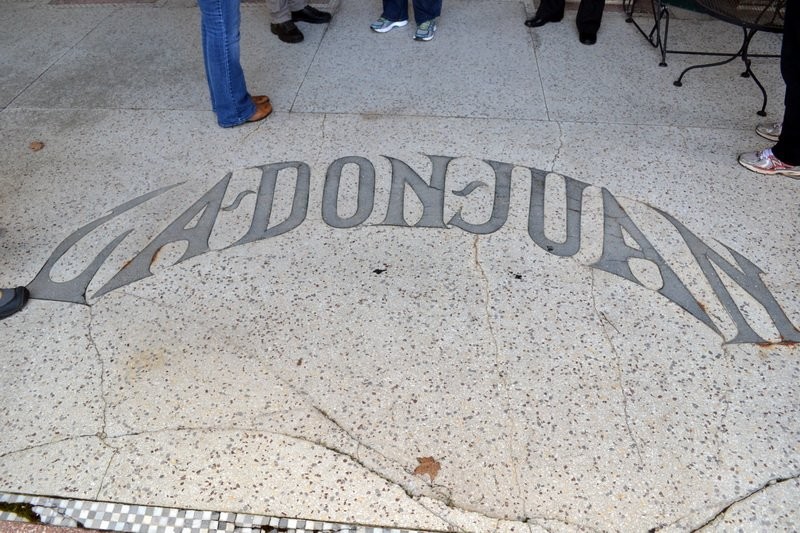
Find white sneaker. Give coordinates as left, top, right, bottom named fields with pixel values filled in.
left=738, top=148, right=800, bottom=178
left=755, top=122, right=782, bottom=142
left=370, top=17, right=408, bottom=33
left=414, top=19, right=437, bottom=41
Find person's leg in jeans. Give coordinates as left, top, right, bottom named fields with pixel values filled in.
left=772, top=0, right=799, bottom=166
left=197, top=0, right=256, bottom=127
left=382, top=0, right=409, bottom=22
left=412, top=0, right=442, bottom=24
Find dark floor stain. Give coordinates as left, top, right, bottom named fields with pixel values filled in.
left=0, top=502, right=42, bottom=523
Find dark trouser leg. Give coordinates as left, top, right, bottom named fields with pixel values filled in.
left=773, top=0, right=800, bottom=165
left=382, top=0, right=408, bottom=21
left=412, top=0, right=442, bottom=23
left=576, top=0, right=605, bottom=34
left=535, top=0, right=566, bottom=19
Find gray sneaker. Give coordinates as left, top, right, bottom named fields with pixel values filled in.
left=755, top=122, right=782, bottom=142
left=738, top=148, right=800, bottom=178
left=0, top=287, right=29, bottom=320
left=414, top=19, right=437, bottom=41
left=371, top=17, right=408, bottom=32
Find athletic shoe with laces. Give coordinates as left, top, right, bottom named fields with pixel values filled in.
left=738, top=148, right=800, bottom=178
left=370, top=17, right=408, bottom=32
left=414, top=19, right=437, bottom=41
left=755, top=122, right=782, bottom=142
left=0, top=287, right=29, bottom=320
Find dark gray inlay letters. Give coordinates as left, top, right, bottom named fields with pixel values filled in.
left=233, top=161, right=310, bottom=246
left=657, top=208, right=800, bottom=344
left=322, top=156, right=375, bottom=229
left=381, top=155, right=453, bottom=228
left=527, top=168, right=590, bottom=257
left=592, top=188, right=719, bottom=335
left=448, top=160, right=513, bottom=235
left=93, top=173, right=232, bottom=298
left=27, top=156, right=798, bottom=345
left=26, top=184, right=181, bottom=304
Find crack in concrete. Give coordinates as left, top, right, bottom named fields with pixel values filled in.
left=471, top=234, right=529, bottom=520
left=525, top=514, right=604, bottom=533
left=317, top=113, right=328, bottom=164
left=112, top=424, right=508, bottom=530
left=1, top=305, right=118, bottom=461
left=78, top=293, right=466, bottom=527
left=100, top=420, right=461, bottom=530
left=86, top=304, right=124, bottom=499
left=712, top=344, right=738, bottom=468
left=64, top=292, right=588, bottom=530
left=3, top=421, right=600, bottom=532
left=688, top=473, right=800, bottom=532
left=307, top=404, right=409, bottom=485
left=240, top=115, right=268, bottom=144
left=87, top=305, right=110, bottom=441
left=417, top=495, right=601, bottom=533
left=300, top=407, right=466, bottom=532
left=549, top=122, right=564, bottom=172
left=590, top=270, right=645, bottom=467
left=0, top=434, right=98, bottom=459
left=255, top=526, right=357, bottom=533
left=300, top=406, right=472, bottom=532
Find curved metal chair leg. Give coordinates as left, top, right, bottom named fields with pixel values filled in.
left=673, top=49, right=742, bottom=86
left=674, top=27, right=747, bottom=86
left=624, top=0, right=635, bottom=22
left=739, top=29, right=769, bottom=116
left=658, top=2, right=669, bottom=66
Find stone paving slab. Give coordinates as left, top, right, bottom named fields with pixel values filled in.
left=0, top=0, right=798, bottom=532
left=292, top=0, right=549, bottom=119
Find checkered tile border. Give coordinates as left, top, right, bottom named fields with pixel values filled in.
left=0, top=492, right=428, bottom=533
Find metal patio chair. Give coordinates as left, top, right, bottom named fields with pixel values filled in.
left=672, top=0, right=785, bottom=116
left=624, top=0, right=673, bottom=67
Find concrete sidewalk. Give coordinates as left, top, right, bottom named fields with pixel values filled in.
left=1, top=0, right=798, bottom=531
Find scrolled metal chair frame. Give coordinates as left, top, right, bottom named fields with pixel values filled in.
left=625, top=0, right=785, bottom=115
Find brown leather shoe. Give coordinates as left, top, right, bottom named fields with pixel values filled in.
left=252, top=95, right=270, bottom=105
left=247, top=99, right=273, bottom=123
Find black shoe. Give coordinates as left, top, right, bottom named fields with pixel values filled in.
left=291, top=6, right=332, bottom=24
left=271, top=21, right=304, bottom=43
left=579, top=31, right=597, bottom=45
left=524, top=12, right=563, bottom=27
left=0, top=287, right=29, bottom=320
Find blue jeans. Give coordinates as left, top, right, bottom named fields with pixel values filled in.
left=197, top=0, right=255, bottom=127
left=382, top=0, right=442, bottom=24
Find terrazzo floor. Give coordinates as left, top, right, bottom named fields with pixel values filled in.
left=0, top=0, right=798, bottom=532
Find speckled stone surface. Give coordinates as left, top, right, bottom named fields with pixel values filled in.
left=293, top=0, right=548, bottom=119
left=0, top=1, right=798, bottom=532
